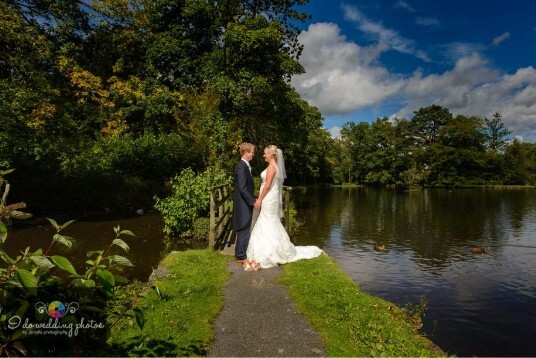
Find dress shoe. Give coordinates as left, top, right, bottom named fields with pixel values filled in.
left=236, top=259, right=246, bottom=265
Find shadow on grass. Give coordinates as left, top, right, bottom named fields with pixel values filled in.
left=107, top=336, right=207, bottom=357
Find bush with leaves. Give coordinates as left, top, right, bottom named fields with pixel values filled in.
left=0, top=169, right=142, bottom=356
left=154, top=167, right=231, bottom=237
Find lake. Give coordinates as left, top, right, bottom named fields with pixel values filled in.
left=4, top=212, right=204, bottom=282
left=291, top=187, right=536, bottom=357
left=5, top=187, right=535, bottom=356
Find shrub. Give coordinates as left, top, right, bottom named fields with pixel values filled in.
left=154, top=167, right=231, bottom=237
left=192, top=217, right=211, bottom=240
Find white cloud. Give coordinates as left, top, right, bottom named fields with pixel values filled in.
left=293, top=22, right=536, bottom=141
left=416, top=17, right=439, bottom=26
left=291, top=23, right=403, bottom=116
left=329, top=126, right=342, bottom=138
left=394, top=1, right=415, bottom=12
left=440, top=42, right=487, bottom=63
left=342, top=4, right=431, bottom=62
left=398, top=63, right=536, bottom=136
left=491, top=32, right=510, bottom=47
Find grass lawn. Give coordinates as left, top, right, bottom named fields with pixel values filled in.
left=280, top=254, right=447, bottom=357
left=107, top=249, right=230, bottom=356
left=107, top=250, right=446, bottom=357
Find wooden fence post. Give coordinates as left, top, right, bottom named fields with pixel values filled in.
left=209, top=188, right=216, bottom=248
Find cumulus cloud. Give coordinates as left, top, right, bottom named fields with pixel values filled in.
left=292, top=22, right=536, bottom=141
left=491, top=32, right=510, bottom=47
left=397, top=62, right=536, bottom=139
left=291, top=23, right=403, bottom=115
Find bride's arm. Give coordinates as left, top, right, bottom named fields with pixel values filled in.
left=255, top=164, right=276, bottom=206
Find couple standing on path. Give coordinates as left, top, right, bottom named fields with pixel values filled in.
left=232, top=142, right=322, bottom=269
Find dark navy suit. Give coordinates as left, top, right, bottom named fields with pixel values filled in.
left=232, top=159, right=256, bottom=259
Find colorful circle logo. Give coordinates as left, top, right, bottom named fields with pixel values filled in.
left=48, top=301, right=66, bottom=318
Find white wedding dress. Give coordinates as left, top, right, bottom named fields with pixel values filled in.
left=246, top=164, right=323, bottom=268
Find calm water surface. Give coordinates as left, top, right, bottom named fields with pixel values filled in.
left=6, top=189, right=535, bottom=356
left=5, top=212, right=202, bottom=281
left=292, top=187, right=536, bottom=357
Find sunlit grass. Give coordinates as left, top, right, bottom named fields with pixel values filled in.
left=280, top=254, right=447, bottom=357
left=107, top=249, right=230, bottom=356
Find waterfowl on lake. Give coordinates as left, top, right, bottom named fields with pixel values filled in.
left=471, top=246, right=488, bottom=254
left=374, top=245, right=386, bottom=251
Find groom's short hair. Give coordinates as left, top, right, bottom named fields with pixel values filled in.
left=239, top=142, right=255, bottom=155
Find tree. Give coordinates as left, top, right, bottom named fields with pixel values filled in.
left=426, top=115, right=486, bottom=186
left=484, top=112, right=511, bottom=154
left=503, top=139, right=530, bottom=185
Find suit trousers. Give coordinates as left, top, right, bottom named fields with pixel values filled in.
left=235, top=215, right=252, bottom=259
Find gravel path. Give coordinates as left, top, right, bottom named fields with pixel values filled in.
left=208, top=261, right=326, bottom=357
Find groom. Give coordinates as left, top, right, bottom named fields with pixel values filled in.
left=232, top=142, right=258, bottom=263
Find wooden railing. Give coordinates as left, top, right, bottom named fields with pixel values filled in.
left=208, top=183, right=233, bottom=249
left=208, top=184, right=292, bottom=249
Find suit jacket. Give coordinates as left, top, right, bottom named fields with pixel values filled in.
left=232, top=160, right=255, bottom=231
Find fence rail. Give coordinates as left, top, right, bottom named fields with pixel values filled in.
left=208, top=184, right=292, bottom=250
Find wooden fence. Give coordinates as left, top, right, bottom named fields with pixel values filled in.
left=208, top=184, right=292, bottom=250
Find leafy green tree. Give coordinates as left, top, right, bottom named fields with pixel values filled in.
left=340, top=121, right=369, bottom=184
left=484, top=112, right=511, bottom=154
left=363, top=117, right=397, bottom=185
left=426, top=115, right=486, bottom=186
left=503, top=139, right=530, bottom=185
left=523, top=142, right=536, bottom=184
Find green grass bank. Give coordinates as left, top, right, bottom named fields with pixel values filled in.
left=107, top=250, right=446, bottom=356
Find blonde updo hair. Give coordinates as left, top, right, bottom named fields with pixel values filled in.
left=265, top=145, right=278, bottom=160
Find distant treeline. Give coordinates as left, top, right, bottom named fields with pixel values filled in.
left=1, top=1, right=534, bottom=213
left=335, top=105, right=536, bottom=188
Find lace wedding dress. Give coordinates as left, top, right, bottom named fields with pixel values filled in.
left=246, top=164, right=323, bottom=268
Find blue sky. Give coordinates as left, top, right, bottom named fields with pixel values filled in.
left=290, top=0, right=536, bottom=141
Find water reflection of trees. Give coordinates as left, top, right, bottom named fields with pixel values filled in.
left=294, top=188, right=536, bottom=268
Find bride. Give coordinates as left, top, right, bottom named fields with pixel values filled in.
left=246, top=145, right=323, bottom=268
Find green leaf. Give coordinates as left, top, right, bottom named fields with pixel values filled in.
left=16, top=269, right=37, bottom=290
left=96, top=268, right=115, bottom=288
left=0, top=249, right=14, bottom=264
left=1, top=169, right=15, bottom=176
left=119, top=229, right=135, bottom=237
left=152, top=284, right=163, bottom=299
left=110, top=255, right=134, bottom=267
left=112, top=238, right=130, bottom=252
left=2, top=183, right=10, bottom=202
left=15, top=300, right=30, bottom=318
left=60, top=220, right=76, bottom=230
left=87, top=250, right=103, bottom=257
left=114, top=274, right=128, bottom=283
left=0, top=221, right=7, bottom=243
left=29, top=256, right=55, bottom=270
left=50, top=255, right=77, bottom=275
left=71, top=278, right=96, bottom=288
left=133, top=308, right=145, bottom=331
left=9, top=210, right=32, bottom=220
left=53, top=234, right=74, bottom=248
left=46, top=217, right=59, bottom=229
